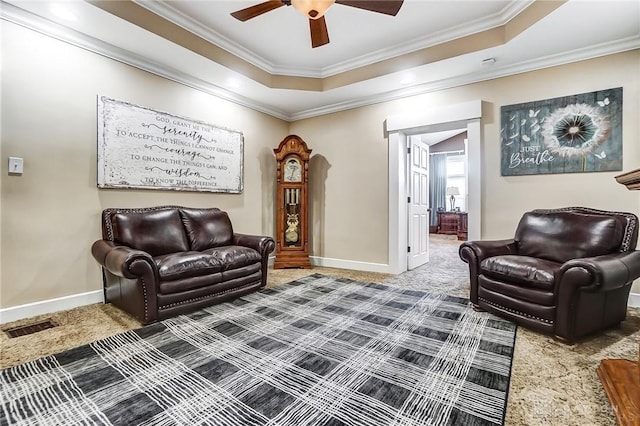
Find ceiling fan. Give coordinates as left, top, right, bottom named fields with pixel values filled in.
left=230, top=0, right=404, bottom=48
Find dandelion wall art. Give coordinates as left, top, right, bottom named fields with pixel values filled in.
left=500, top=87, right=622, bottom=176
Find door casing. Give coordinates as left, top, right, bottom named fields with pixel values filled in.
left=386, top=100, right=482, bottom=275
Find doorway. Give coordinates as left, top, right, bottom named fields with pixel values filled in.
left=386, top=100, right=482, bottom=275
left=407, top=130, right=468, bottom=270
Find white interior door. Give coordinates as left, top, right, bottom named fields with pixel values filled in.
left=408, top=136, right=430, bottom=269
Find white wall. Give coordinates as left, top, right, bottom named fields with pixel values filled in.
left=290, top=50, right=640, bottom=292
left=2, top=19, right=639, bottom=316
left=1, top=22, right=289, bottom=310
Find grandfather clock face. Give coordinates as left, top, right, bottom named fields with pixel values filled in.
left=283, top=157, right=302, bottom=182
left=274, top=136, right=311, bottom=268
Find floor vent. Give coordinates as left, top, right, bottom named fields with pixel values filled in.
left=4, top=319, right=58, bottom=338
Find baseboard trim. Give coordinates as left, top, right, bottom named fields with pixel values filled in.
left=309, top=256, right=390, bottom=274
left=0, top=290, right=104, bottom=325
left=269, top=255, right=390, bottom=274
left=629, top=292, right=640, bottom=308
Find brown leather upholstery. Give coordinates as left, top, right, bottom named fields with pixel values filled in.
left=180, top=207, right=234, bottom=250
left=459, top=207, right=640, bottom=343
left=92, top=206, right=275, bottom=324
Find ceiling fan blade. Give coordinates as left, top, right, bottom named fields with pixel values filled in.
left=335, top=0, right=404, bottom=16
left=230, top=1, right=285, bottom=21
left=310, top=16, right=330, bottom=48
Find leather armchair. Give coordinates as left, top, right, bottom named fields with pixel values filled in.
left=459, top=207, right=640, bottom=343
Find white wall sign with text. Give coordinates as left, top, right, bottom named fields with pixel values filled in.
left=97, top=95, right=243, bottom=193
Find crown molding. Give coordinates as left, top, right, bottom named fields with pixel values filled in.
left=133, top=0, right=282, bottom=75
left=320, top=0, right=535, bottom=77
left=2, top=1, right=638, bottom=123
left=134, top=0, right=533, bottom=78
left=289, top=38, right=640, bottom=121
left=0, top=2, right=290, bottom=121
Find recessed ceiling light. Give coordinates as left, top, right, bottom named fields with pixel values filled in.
left=50, top=4, right=77, bottom=21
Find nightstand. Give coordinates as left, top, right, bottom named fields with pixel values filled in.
left=436, top=211, right=468, bottom=241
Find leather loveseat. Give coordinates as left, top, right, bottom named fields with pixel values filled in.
left=91, top=206, right=275, bottom=324
left=459, top=207, right=640, bottom=343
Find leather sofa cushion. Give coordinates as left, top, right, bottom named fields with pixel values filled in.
left=478, top=275, right=555, bottom=306
left=181, top=208, right=234, bottom=251
left=159, top=272, right=224, bottom=294
left=515, top=211, right=623, bottom=263
left=481, top=255, right=560, bottom=290
left=111, top=209, right=189, bottom=256
left=155, top=251, right=225, bottom=281
left=202, top=246, right=261, bottom=270
left=158, top=270, right=262, bottom=303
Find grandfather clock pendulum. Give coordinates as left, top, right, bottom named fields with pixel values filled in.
left=274, top=135, right=311, bottom=268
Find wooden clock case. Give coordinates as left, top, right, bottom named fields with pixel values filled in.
left=273, top=135, right=312, bottom=268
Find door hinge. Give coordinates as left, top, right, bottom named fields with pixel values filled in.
left=407, top=246, right=411, bottom=253
left=407, top=147, right=411, bottom=155
left=407, top=196, right=411, bottom=203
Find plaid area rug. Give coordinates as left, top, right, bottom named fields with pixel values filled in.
left=1, top=274, right=516, bottom=426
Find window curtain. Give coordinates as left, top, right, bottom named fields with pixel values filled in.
left=429, top=153, right=447, bottom=227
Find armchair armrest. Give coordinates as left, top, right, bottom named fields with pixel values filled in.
left=233, top=233, right=276, bottom=258
left=555, top=250, right=640, bottom=342
left=559, top=250, right=640, bottom=292
left=459, top=239, right=518, bottom=305
left=91, top=240, right=157, bottom=279
left=459, top=239, right=518, bottom=264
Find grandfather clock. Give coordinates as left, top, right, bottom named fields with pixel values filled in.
left=274, top=135, right=312, bottom=268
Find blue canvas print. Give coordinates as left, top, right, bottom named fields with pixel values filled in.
left=500, top=87, right=623, bottom=176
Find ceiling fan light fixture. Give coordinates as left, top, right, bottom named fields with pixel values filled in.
left=291, top=0, right=335, bottom=19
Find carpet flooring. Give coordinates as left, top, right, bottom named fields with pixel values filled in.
left=1, top=273, right=516, bottom=426
left=1, top=234, right=639, bottom=425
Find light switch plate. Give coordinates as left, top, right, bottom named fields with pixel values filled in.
left=8, top=157, right=23, bottom=174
